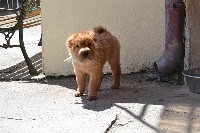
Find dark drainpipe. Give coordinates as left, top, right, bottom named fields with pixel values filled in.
left=154, top=0, right=185, bottom=81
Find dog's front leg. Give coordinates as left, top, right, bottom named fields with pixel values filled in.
left=75, top=70, right=87, bottom=97
left=87, top=72, right=103, bottom=100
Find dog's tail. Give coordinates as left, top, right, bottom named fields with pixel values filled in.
left=94, top=26, right=107, bottom=34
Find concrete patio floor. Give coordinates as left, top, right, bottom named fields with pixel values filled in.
left=0, top=15, right=200, bottom=133
left=0, top=73, right=200, bottom=133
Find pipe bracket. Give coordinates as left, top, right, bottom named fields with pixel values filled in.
left=172, top=3, right=185, bottom=9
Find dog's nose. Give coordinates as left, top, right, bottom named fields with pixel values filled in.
left=82, top=51, right=89, bottom=58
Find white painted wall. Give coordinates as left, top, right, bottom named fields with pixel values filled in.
left=41, top=0, right=165, bottom=76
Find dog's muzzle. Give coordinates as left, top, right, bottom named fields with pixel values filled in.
left=82, top=51, right=89, bottom=58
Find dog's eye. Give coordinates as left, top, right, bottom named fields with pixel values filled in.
left=76, top=45, right=79, bottom=48
left=88, top=42, right=92, bottom=47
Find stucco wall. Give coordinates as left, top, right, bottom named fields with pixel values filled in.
left=185, top=0, right=200, bottom=69
left=41, top=0, right=164, bottom=76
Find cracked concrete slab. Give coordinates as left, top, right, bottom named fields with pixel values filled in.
left=0, top=74, right=200, bottom=133
left=108, top=104, right=164, bottom=133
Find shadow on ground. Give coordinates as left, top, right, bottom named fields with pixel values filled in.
left=9, top=72, right=200, bottom=132
left=0, top=52, right=42, bottom=80
left=0, top=50, right=200, bottom=132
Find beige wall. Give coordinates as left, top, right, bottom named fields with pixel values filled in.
left=42, top=0, right=164, bottom=76
left=185, top=0, right=200, bottom=69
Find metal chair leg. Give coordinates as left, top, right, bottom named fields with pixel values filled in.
left=19, top=26, right=38, bottom=76
left=38, top=34, right=42, bottom=46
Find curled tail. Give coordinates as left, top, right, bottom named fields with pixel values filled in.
left=93, top=26, right=107, bottom=34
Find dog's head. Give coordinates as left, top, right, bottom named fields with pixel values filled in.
left=66, top=31, right=96, bottom=62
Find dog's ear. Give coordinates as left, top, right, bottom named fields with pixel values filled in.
left=88, top=31, right=97, bottom=42
left=66, top=36, right=74, bottom=48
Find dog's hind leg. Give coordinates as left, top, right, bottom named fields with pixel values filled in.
left=75, top=70, right=87, bottom=97
left=108, top=49, right=121, bottom=89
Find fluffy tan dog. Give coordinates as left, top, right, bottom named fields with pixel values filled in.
left=66, top=26, right=121, bottom=100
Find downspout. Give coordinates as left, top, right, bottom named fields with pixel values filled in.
left=154, top=0, right=185, bottom=80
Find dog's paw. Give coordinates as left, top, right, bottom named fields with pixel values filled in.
left=75, top=92, right=83, bottom=97
left=111, top=84, right=120, bottom=89
left=87, top=95, right=97, bottom=101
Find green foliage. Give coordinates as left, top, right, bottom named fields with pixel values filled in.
left=171, top=73, right=183, bottom=86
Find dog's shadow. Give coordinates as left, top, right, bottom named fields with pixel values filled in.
left=35, top=72, right=183, bottom=112
left=72, top=73, right=172, bottom=112
left=77, top=86, right=139, bottom=111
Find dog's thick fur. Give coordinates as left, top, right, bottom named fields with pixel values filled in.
left=66, top=26, right=121, bottom=100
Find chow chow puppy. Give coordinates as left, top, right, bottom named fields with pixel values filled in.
left=66, top=26, right=121, bottom=100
